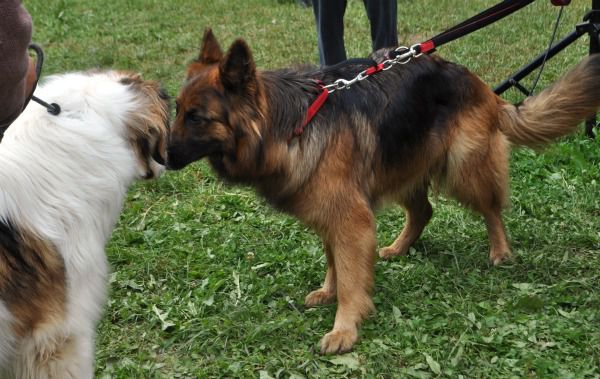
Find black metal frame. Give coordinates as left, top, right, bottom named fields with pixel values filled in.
left=494, top=0, right=600, bottom=138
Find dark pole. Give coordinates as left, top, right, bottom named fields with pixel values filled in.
left=585, top=0, right=600, bottom=137
left=494, top=29, right=584, bottom=95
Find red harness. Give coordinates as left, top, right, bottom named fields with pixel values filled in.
left=295, top=82, right=329, bottom=137
left=295, top=40, right=436, bottom=140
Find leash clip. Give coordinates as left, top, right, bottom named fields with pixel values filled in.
left=333, top=78, right=352, bottom=90
left=392, top=46, right=417, bottom=64
left=409, top=43, right=424, bottom=58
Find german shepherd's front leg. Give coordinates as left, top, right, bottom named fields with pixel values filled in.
left=318, top=198, right=376, bottom=354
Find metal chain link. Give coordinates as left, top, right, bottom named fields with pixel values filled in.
left=322, top=44, right=422, bottom=94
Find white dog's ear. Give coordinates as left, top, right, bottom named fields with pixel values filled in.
left=128, top=73, right=142, bottom=82
left=119, top=72, right=143, bottom=86
left=118, top=72, right=170, bottom=179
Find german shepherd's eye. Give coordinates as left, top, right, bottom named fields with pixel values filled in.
left=185, top=111, right=209, bottom=125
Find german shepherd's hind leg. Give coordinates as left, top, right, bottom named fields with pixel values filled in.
left=454, top=182, right=511, bottom=265
left=481, top=205, right=511, bottom=266
left=447, top=129, right=511, bottom=265
left=318, top=198, right=376, bottom=354
left=305, top=242, right=337, bottom=307
left=379, top=187, right=432, bottom=259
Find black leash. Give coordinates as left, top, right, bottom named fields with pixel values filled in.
left=412, top=0, right=538, bottom=55
left=0, top=44, right=61, bottom=139
left=419, top=0, right=569, bottom=97
left=26, top=44, right=61, bottom=115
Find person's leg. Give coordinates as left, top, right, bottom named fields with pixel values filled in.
left=363, top=0, right=398, bottom=51
left=312, top=0, right=347, bottom=66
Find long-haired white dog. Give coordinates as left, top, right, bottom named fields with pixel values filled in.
left=0, top=71, right=169, bottom=378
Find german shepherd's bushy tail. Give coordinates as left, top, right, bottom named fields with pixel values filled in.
left=499, top=54, right=600, bottom=148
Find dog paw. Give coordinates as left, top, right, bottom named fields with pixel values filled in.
left=378, top=245, right=408, bottom=260
left=319, top=328, right=357, bottom=355
left=489, top=250, right=511, bottom=266
left=305, top=289, right=336, bottom=307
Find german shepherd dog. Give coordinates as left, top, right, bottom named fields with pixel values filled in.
left=167, top=29, right=600, bottom=354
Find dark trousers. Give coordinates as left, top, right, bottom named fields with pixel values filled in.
left=312, top=0, right=398, bottom=66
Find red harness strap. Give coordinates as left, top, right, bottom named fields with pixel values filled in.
left=294, top=84, right=329, bottom=137
left=365, top=63, right=385, bottom=75
left=295, top=61, right=382, bottom=140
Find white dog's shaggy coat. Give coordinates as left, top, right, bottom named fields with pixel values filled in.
left=0, top=71, right=169, bottom=378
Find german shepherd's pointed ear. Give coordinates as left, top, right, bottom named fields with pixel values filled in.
left=219, top=39, right=256, bottom=93
left=198, top=28, right=223, bottom=64
left=187, top=28, right=223, bottom=79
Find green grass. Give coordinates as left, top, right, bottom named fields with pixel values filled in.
left=27, top=0, right=600, bottom=377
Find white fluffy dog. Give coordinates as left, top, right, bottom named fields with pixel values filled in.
left=0, top=71, right=169, bottom=378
